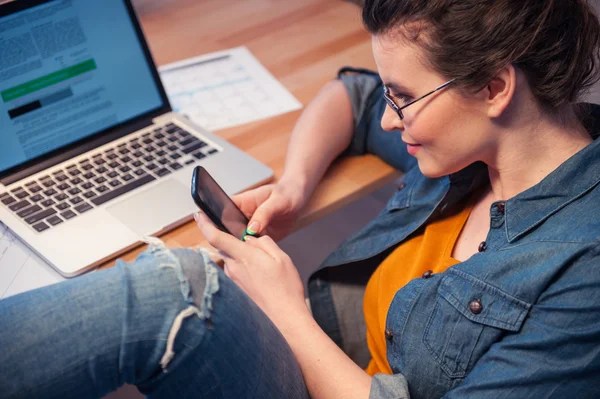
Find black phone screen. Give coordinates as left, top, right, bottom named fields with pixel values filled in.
left=192, top=166, right=250, bottom=240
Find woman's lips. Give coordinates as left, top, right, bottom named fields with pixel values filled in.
left=405, top=143, right=422, bottom=155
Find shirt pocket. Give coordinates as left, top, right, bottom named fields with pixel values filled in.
left=423, top=269, right=531, bottom=379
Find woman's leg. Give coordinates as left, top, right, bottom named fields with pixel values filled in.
left=0, top=239, right=309, bottom=399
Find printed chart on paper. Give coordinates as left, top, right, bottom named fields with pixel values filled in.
left=159, top=46, right=303, bottom=131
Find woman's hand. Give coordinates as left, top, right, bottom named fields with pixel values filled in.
left=231, top=181, right=307, bottom=241
left=194, top=211, right=309, bottom=331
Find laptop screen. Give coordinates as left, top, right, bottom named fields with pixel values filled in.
left=0, top=0, right=164, bottom=174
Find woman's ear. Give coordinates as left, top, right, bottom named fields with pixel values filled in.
left=484, top=64, right=517, bottom=118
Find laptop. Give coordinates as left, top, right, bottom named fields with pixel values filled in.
left=0, top=0, right=273, bottom=277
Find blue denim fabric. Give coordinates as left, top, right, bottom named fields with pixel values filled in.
left=0, top=243, right=309, bottom=399
left=309, top=69, right=600, bottom=398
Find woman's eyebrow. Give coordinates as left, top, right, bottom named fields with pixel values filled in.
left=384, top=81, right=411, bottom=93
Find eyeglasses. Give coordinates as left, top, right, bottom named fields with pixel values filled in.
left=383, top=79, right=455, bottom=120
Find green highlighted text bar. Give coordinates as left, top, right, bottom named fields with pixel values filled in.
left=1, top=59, right=97, bottom=102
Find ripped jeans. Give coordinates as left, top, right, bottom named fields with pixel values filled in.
left=0, top=240, right=309, bottom=399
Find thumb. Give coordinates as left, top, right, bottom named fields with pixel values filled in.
left=247, top=197, right=280, bottom=234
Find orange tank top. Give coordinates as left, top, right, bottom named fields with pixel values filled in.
left=363, top=198, right=476, bottom=375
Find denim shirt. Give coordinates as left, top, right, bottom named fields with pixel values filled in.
left=308, top=68, right=600, bottom=398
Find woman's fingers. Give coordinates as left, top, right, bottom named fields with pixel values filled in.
left=244, top=235, right=287, bottom=260
left=194, top=211, right=254, bottom=261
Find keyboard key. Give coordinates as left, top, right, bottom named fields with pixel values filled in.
left=185, top=159, right=195, bottom=165
left=142, top=138, right=153, bottom=145
left=55, top=193, right=68, bottom=201
left=109, top=180, right=121, bottom=187
left=120, top=166, right=131, bottom=173
left=70, top=177, right=83, bottom=185
left=14, top=190, right=29, bottom=199
left=156, top=150, right=166, bottom=157
left=61, top=210, right=77, bottom=220
left=158, top=158, right=169, bottom=165
left=193, top=152, right=206, bottom=160
left=83, top=172, right=96, bottom=180
left=96, top=166, right=108, bottom=174
left=170, top=162, right=183, bottom=170
left=9, top=200, right=30, bottom=212
left=70, top=196, right=83, bottom=205
left=166, top=125, right=178, bottom=134
left=156, top=141, right=167, bottom=147
left=109, top=161, right=120, bottom=169
left=208, top=149, right=218, bottom=154
left=179, top=137, right=199, bottom=147
left=82, top=182, right=94, bottom=190
left=131, top=143, right=142, bottom=149
left=170, top=153, right=182, bottom=160
left=134, top=169, right=146, bottom=176
left=56, top=174, right=69, bottom=182
left=107, top=171, right=118, bottom=178
left=25, top=208, right=56, bottom=225
left=144, top=155, right=155, bottom=162
left=168, top=136, right=178, bottom=143
left=83, top=191, right=97, bottom=199
left=29, top=185, right=42, bottom=193
left=182, top=141, right=207, bottom=154
left=30, top=194, right=44, bottom=202
left=17, top=205, right=41, bottom=218
left=132, top=160, right=143, bottom=167
left=121, top=156, right=132, bottom=163
left=155, top=132, right=165, bottom=139
left=92, top=174, right=156, bottom=206
left=122, top=174, right=134, bottom=182
left=97, top=185, right=109, bottom=193
left=93, top=159, right=106, bottom=166
left=179, top=131, right=191, bottom=138
left=33, top=222, right=50, bottom=232
left=57, top=183, right=70, bottom=191
left=68, top=169, right=81, bottom=176
left=142, top=132, right=151, bottom=137
left=95, top=176, right=107, bottom=184
left=44, top=188, right=57, bottom=197
left=57, top=202, right=70, bottom=210
left=25, top=181, right=37, bottom=187
left=47, top=216, right=63, bottom=226
left=107, top=153, right=119, bottom=160
left=132, top=151, right=144, bottom=158
left=118, top=148, right=130, bottom=155
left=42, top=180, right=56, bottom=187
left=145, top=146, right=156, bottom=152
left=146, top=163, right=158, bottom=170
left=156, top=168, right=171, bottom=177
left=118, top=143, right=127, bottom=148
left=1, top=195, right=16, bottom=205
left=68, top=187, right=82, bottom=195
left=41, top=199, right=55, bottom=207
left=167, top=145, right=178, bottom=152
left=82, top=163, right=94, bottom=171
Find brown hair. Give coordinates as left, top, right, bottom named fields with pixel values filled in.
left=362, top=0, right=600, bottom=110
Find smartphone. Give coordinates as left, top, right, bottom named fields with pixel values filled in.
left=191, top=165, right=255, bottom=241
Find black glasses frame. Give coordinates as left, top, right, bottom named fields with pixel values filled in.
left=383, top=79, right=455, bottom=120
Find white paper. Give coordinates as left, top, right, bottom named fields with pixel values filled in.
left=0, top=222, right=65, bottom=299
left=159, top=46, right=303, bottom=131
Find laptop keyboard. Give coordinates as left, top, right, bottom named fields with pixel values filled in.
left=0, top=123, right=220, bottom=233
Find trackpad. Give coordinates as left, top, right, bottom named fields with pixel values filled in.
left=106, top=179, right=196, bottom=237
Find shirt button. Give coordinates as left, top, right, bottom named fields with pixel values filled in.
left=397, top=182, right=407, bottom=191
left=496, top=202, right=506, bottom=214
left=478, top=241, right=487, bottom=252
left=422, top=270, right=433, bottom=279
left=385, top=329, right=394, bottom=341
left=469, top=299, right=483, bottom=315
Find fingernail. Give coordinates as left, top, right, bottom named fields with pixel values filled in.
left=194, top=212, right=200, bottom=222
left=246, top=221, right=260, bottom=235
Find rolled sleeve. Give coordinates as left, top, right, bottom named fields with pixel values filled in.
left=337, top=67, right=417, bottom=173
left=370, top=373, right=411, bottom=399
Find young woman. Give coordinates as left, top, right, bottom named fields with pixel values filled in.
left=2, top=0, right=599, bottom=398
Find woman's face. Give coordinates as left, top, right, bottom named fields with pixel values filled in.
left=372, top=34, right=494, bottom=178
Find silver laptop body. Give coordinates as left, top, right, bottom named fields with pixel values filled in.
left=0, top=0, right=273, bottom=277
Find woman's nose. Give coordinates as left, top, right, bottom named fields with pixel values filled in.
left=381, top=105, right=404, bottom=132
